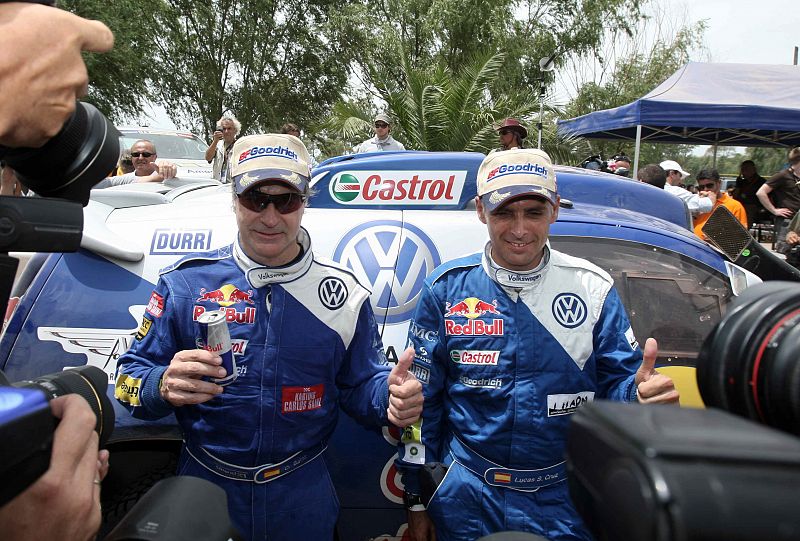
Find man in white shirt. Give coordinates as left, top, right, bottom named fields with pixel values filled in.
left=354, top=113, right=405, bottom=153
left=659, top=160, right=715, bottom=216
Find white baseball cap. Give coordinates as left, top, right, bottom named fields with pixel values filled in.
left=659, top=160, right=691, bottom=179
left=231, top=134, right=312, bottom=195
left=477, top=148, right=558, bottom=212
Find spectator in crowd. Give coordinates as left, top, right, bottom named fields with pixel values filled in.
left=398, top=148, right=679, bottom=541
left=693, top=168, right=748, bottom=240
left=116, top=149, right=134, bottom=175
left=94, top=140, right=177, bottom=189
left=493, top=118, right=527, bottom=152
left=732, top=160, right=767, bottom=226
left=609, top=154, right=632, bottom=177
left=280, top=123, right=301, bottom=137
left=660, top=159, right=715, bottom=216
left=756, top=147, right=800, bottom=254
left=637, top=163, right=667, bottom=189
left=205, top=113, right=241, bottom=182
left=354, top=113, right=405, bottom=153
left=115, top=133, right=423, bottom=541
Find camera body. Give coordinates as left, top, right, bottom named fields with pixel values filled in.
left=579, top=154, right=630, bottom=177
left=567, top=282, right=800, bottom=541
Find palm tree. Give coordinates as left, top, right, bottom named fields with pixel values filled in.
left=321, top=49, right=576, bottom=162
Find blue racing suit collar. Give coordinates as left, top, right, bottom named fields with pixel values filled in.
left=234, top=227, right=313, bottom=288
left=482, top=240, right=551, bottom=289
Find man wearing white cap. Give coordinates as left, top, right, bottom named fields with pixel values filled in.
left=660, top=159, right=716, bottom=216
left=353, top=112, right=406, bottom=153
left=115, top=133, right=423, bottom=541
left=397, top=149, right=678, bottom=541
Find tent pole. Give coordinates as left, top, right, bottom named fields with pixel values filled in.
left=633, top=125, right=642, bottom=178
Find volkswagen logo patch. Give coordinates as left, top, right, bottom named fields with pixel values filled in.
left=333, top=220, right=441, bottom=324
left=318, top=277, right=348, bottom=310
left=552, top=293, right=587, bottom=328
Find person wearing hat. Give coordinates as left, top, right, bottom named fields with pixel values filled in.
left=493, top=118, right=528, bottom=152
left=115, top=133, right=423, bottom=541
left=353, top=113, right=406, bottom=153
left=660, top=159, right=716, bottom=216
left=397, top=148, right=678, bottom=541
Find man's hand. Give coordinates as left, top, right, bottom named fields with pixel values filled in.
left=0, top=3, right=114, bottom=148
left=159, top=349, right=225, bottom=406
left=135, top=161, right=178, bottom=183
left=635, top=338, right=680, bottom=404
left=786, top=230, right=800, bottom=245
left=699, top=189, right=717, bottom=206
left=0, top=395, right=104, bottom=541
left=387, top=346, right=423, bottom=427
left=407, top=509, right=436, bottom=541
left=774, top=207, right=795, bottom=219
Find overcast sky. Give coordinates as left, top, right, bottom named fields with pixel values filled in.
left=685, top=0, right=797, bottom=65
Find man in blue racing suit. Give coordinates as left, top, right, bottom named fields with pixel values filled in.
left=397, top=148, right=679, bottom=541
left=115, top=133, right=423, bottom=541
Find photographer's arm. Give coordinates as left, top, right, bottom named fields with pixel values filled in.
left=0, top=3, right=113, bottom=148
left=0, top=394, right=104, bottom=541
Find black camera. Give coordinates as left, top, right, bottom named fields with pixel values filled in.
left=0, top=365, right=115, bottom=507
left=567, top=282, right=800, bottom=541
left=0, top=101, right=120, bottom=206
left=579, top=154, right=630, bottom=177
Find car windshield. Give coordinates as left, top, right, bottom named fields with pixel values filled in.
left=551, top=236, right=733, bottom=364
left=119, top=132, right=207, bottom=161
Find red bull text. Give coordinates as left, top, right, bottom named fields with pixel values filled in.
left=197, top=310, right=236, bottom=385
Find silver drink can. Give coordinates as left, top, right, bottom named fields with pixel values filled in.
left=197, top=309, right=236, bottom=385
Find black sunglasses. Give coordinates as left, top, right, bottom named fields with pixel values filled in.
left=130, top=152, right=154, bottom=158
left=374, top=122, right=389, bottom=128
left=238, top=191, right=306, bottom=214
left=697, top=182, right=716, bottom=190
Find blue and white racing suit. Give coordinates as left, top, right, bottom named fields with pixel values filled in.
left=116, top=229, right=391, bottom=541
left=397, top=244, right=641, bottom=541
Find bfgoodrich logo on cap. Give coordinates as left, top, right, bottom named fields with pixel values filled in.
left=477, top=148, right=557, bottom=211
left=230, top=134, right=311, bottom=195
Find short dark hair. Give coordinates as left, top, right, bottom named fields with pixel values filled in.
left=281, top=123, right=300, bottom=135
left=788, top=147, right=800, bottom=165
left=696, top=168, right=720, bottom=182
left=637, top=164, right=666, bottom=189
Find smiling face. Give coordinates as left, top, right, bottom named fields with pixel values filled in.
left=234, top=181, right=305, bottom=267
left=477, top=195, right=559, bottom=271
left=130, top=140, right=157, bottom=176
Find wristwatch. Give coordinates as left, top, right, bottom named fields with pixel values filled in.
left=403, top=491, right=425, bottom=511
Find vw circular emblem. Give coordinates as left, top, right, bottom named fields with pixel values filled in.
left=552, top=293, right=587, bottom=328
left=318, top=277, right=348, bottom=310
left=333, top=221, right=441, bottom=324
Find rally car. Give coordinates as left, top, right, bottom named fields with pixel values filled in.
left=117, top=127, right=213, bottom=178
left=0, top=150, right=760, bottom=539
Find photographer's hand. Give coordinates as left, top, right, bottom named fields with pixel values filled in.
left=635, top=338, right=680, bottom=405
left=0, top=3, right=114, bottom=148
left=0, top=395, right=103, bottom=541
left=159, top=349, right=225, bottom=406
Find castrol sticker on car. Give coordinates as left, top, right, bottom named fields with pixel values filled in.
left=329, top=170, right=467, bottom=206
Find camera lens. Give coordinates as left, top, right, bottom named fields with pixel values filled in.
left=1, top=102, right=120, bottom=206
left=14, top=365, right=115, bottom=446
left=697, top=282, right=800, bottom=435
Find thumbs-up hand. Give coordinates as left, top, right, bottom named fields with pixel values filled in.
left=387, top=346, right=423, bottom=427
left=635, top=338, right=680, bottom=404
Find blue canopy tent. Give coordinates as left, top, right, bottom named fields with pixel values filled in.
left=557, top=62, right=800, bottom=174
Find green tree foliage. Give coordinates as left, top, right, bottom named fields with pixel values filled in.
left=149, top=0, right=354, bottom=138
left=320, top=50, right=579, bottom=162
left=60, top=0, right=164, bottom=122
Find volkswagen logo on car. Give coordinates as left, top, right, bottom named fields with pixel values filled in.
left=333, top=220, right=440, bottom=324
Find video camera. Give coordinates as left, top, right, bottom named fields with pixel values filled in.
left=566, top=281, right=800, bottom=541
left=579, top=154, right=631, bottom=178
